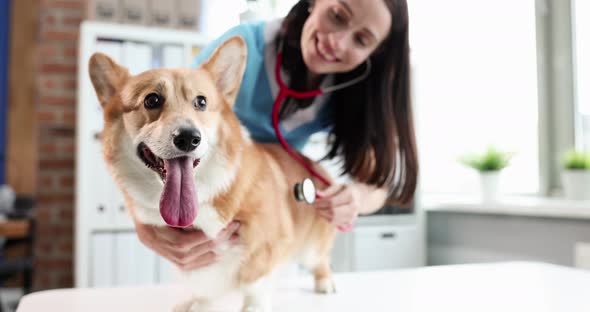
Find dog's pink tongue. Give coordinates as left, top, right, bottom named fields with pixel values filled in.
left=159, top=157, right=198, bottom=227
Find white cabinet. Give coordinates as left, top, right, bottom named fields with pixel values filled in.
left=114, top=232, right=157, bottom=286
left=156, top=256, right=178, bottom=284
left=89, top=231, right=179, bottom=287
left=332, top=216, right=423, bottom=272
left=76, top=21, right=209, bottom=288
left=86, top=148, right=117, bottom=230
left=353, top=224, right=420, bottom=271
left=90, top=233, right=115, bottom=287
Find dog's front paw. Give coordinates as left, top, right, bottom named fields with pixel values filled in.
left=241, top=296, right=271, bottom=312
left=172, top=299, right=196, bottom=312
left=314, top=278, right=336, bottom=294
left=173, top=297, right=215, bottom=312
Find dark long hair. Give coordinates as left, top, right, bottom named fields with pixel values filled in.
left=277, top=0, right=418, bottom=205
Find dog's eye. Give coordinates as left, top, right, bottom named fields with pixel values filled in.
left=193, top=95, right=207, bottom=111
left=144, top=93, right=163, bottom=109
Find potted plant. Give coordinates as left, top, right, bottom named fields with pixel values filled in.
left=460, top=147, right=512, bottom=202
left=561, top=149, right=590, bottom=200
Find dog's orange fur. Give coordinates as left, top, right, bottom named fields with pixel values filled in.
left=88, top=36, right=337, bottom=297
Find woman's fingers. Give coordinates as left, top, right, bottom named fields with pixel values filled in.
left=313, top=183, right=365, bottom=230
left=155, top=226, right=209, bottom=251
left=215, top=221, right=241, bottom=243
left=313, top=184, right=353, bottom=227
left=314, top=186, right=352, bottom=210
left=174, top=222, right=240, bottom=271
left=317, top=209, right=333, bottom=222
left=316, top=183, right=344, bottom=199
left=172, top=241, right=217, bottom=269
left=180, top=251, right=217, bottom=271
left=332, top=205, right=358, bottom=226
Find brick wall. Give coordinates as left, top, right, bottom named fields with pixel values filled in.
left=34, top=0, right=85, bottom=290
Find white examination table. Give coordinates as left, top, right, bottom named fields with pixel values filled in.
left=17, top=262, right=590, bottom=311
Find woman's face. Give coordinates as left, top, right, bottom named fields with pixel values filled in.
left=300, top=0, right=392, bottom=75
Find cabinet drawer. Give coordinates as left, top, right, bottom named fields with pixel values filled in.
left=353, top=225, right=420, bottom=271
left=90, top=232, right=158, bottom=287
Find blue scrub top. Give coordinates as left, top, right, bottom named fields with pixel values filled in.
left=192, top=21, right=332, bottom=151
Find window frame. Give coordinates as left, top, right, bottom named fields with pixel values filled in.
left=536, top=0, right=577, bottom=196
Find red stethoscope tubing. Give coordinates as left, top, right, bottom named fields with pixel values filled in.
left=272, top=52, right=353, bottom=232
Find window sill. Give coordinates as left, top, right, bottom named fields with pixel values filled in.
left=421, top=194, right=590, bottom=220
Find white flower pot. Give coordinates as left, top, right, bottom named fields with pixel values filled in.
left=561, top=170, right=590, bottom=200
left=479, top=171, right=501, bottom=202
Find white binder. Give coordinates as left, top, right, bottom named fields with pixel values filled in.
left=122, top=41, right=153, bottom=75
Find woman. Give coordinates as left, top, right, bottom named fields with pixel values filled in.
left=135, top=0, right=417, bottom=271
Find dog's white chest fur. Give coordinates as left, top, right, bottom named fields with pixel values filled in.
left=193, top=204, right=226, bottom=238
left=181, top=242, right=246, bottom=299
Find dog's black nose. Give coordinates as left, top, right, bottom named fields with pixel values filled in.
left=173, top=128, right=201, bottom=152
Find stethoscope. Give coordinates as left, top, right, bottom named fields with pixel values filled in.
left=272, top=41, right=371, bottom=232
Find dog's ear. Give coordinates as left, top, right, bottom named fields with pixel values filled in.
left=201, top=36, right=247, bottom=106
left=88, top=53, right=129, bottom=107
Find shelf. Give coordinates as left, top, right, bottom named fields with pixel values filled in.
left=422, top=194, right=590, bottom=220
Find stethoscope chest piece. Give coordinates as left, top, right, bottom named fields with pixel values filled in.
left=294, top=178, right=316, bottom=205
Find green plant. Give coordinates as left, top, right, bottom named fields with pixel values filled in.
left=562, top=149, right=590, bottom=170
left=459, top=147, right=512, bottom=172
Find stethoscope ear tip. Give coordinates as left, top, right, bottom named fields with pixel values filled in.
left=294, top=178, right=316, bottom=205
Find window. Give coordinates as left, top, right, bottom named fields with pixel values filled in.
left=199, top=0, right=242, bottom=37
left=408, top=0, right=539, bottom=195
left=271, top=0, right=299, bottom=18
left=573, top=0, right=590, bottom=150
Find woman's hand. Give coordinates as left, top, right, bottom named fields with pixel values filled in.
left=312, top=183, right=367, bottom=228
left=134, top=220, right=240, bottom=271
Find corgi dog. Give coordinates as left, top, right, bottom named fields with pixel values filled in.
left=88, top=36, right=337, bottom=311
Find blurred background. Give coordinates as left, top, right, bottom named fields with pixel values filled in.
left=0, top=0, right=589, bottom=311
